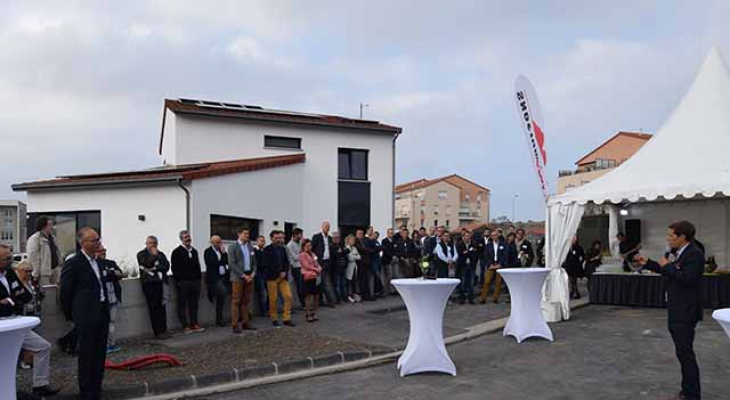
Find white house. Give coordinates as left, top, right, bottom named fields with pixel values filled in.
left=13, top=98, right=402, bottom=275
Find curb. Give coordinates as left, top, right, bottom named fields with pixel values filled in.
left=72, top=297, right=591, bottom=400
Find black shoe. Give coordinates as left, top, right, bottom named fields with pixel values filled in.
left=242, top=324, right=257, bottom=331
left=272, top=320, right=281, bottom=327
left=468, top=299, right=475, bottom=305
left=283, top=320, right=296, bottom=327
left=155, top=332, right=173, bottom=340
left=328, top=303, right=336, bottom=309
left=32, top=385, right=60, bottom=397
left=233, top=327, right=242, bottom=334
left=459, top=298, right=465, bottom=305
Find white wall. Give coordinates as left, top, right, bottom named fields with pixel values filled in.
left=26, top=185, right=187, bottom=271
left=161, top=108, right=177, bottom=165
left=621, top=197, right=730, bottom=266
left=190, top=164, right=305, bottom=259
left=166, top=113, right=395, bottom=233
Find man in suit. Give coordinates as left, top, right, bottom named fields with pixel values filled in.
left=1, top=245, right=59, bottom=398
left=227, top=228, right=257, bottom=333
left=456, top=230, right=479, bottom=304
left=635, top=221, right=704, bottom=400
left=204, top=235, right=229, bottom=327
left=312, top=221, right=337, bottom=307
left=253, top=236, right=268, bottom=317
left=171, top=230, right=204, bottom=334
left=480, top=230, right=507, bottom=304
left=355, top=228, right=374, bottom=301
left=60, top=228, right=109, bottom=400
left=262, top=230, right=295, bottom=327
left=380, top=228, right=398, bottom=295
left=515, top=228, right=535, bottom=267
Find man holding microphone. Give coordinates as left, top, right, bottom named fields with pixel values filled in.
left=634, top=220, right=704, bottom=400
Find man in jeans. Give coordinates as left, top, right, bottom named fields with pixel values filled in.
left=262, top=231, right=294, bottom=327
left=171, top=230, right=204, bottom=334
left=228, top=228, right=257, bottom=333
left=312, top=221, right=336, bottom=307
left=287, top=228, right=306, bottom=310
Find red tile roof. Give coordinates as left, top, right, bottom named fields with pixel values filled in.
left=160, top=98, right=402, bottom=155
left=575, top=131, right=652, bottom=165
left=12, top=154, right=305, bottom=191
left=395, top=174, right=490, bottom=194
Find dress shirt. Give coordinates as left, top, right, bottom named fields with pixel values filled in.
left=82, top=250, right=105, bottom=302
left=322, top=232, right=330, bottom=260
left=239, top=240, right=252, bottom=273
left=492, top=241, right=499, bottom=262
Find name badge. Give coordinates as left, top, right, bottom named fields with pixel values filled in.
left=11, top=281, right=19, bottom=289
left=572, top=250, right=576, bottom=255
left=102, top=270, right=108, bottom=277
left=499, top=246, right=504, bottom=250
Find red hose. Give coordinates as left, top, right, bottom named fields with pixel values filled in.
left=105, top=354, right=183, bottom=370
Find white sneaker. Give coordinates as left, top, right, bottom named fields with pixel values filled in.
left=347, top=296, right=356, bottom=303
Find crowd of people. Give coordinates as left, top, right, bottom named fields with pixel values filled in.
left=5, top=216, right=545, bottom=399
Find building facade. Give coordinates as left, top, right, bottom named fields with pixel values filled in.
left=557, top=131, right=652, bottom=194
left=395, top=174, right=490, bottom=231
left=0, top=200, right=27, bottom=253
left=14, top=98, right=401, bottom=276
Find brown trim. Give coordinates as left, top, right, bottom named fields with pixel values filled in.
left=395, top=174, right=490, bottom=194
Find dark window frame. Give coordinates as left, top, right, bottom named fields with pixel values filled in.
left=210, top=214, right=260, bottom=242
left=264, top=135, right=302, bottom=150
left=27, top=210, right=102, bottom=257
left=338, top=148, right=369, bottom=181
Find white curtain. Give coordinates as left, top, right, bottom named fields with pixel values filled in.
left=543, top=201, right=585, bottom=322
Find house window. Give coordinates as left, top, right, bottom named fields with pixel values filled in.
left=477, top=209, right=482, bottom=217
left=338, top=148, right=368, bottom=180
left=1, top=231, right=12, bottom=240
left=477, top=194, right=482, bottom=202
left=264, top=135, right=301, bottom=150
left=434, top=220, right=438, bottom=227
left=446, top=206, right=451, bottom=216
left=395, top=194, right=402, bottom=200
left=210, top=214, right=260, bottom=242
left=465, top=194, right=470, bottom=202
left=438, top=190, right=448, bottom=200
left=446, top=220, right=450, bottom=228
left=433, top=206, right=439, bottom=215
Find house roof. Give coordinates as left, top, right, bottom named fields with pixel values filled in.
left=395, top=174, right=490, bottom=194
left=575, top=131, right=653, bottom=166
left=160, top=98, right=403, bottom=155
left=12, top=154, right=305, bottom=191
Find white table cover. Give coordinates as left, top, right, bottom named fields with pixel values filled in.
left=392, top=278, right=459, bottom=376
left=0, top=316, right=41, bottom=400
left=712, top=308, right=730, bottom=339
left=498, top=268, right=554, bottom=343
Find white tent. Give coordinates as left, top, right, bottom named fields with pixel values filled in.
left=543, top=47, right=730, bottom=322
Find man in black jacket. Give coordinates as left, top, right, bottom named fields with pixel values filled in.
left=515, top=228, right=535, bottom=267
left=456, top=230, right=479, bottom=304
left=380, top=228, right=398, bottom=295
left=261, top=230, right=294, bottom=327
left=1, top=245, right=59, bottom=398
left=204, top=235, right=229, bottom=327
left=98, top=245, right=125, bottom=354
left=171, top=230, right=204, bottom=334
left=137, top=236, right=171, bottom=339
left=60, top=228, right=109, bottom=400
left=635, top=220, right=704, bottom=400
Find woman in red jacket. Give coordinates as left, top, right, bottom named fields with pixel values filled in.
left=299, top=239, right=322, bottom=323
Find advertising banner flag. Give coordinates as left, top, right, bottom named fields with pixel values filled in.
left=515, top=75, right=549, bottom=201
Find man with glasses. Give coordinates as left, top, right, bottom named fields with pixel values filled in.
left=60, top=228, right=109, bottom=400
left=1, top=245, right=59, bottom=398
left=171, top=230, right=204, bottom=334
left=137, top=236, right=172, bottom=339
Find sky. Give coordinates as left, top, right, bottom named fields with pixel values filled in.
left=2, top=0, right=729, bottom=221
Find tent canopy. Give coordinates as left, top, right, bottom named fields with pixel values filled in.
left=550, top=47, right=730, bottom=206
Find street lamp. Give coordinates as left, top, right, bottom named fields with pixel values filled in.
left=512, top=194, right=519, bottom=222
left=359, top=103, right=370, bottom=119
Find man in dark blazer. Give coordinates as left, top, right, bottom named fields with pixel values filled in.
left=204, top=235, right=229, bottom=327
left=60, top=228, right=109, bottom=400
left=261, top=230, right=294, bottom=327
left=311, top=221, right=336, bottom=307
left=456, top=230, right=479, bottom=304
left=635, top=221, right=704, bottom=400
left=170, top=230, right=204, bottom=334
left=480, top=230, right=507, bottom=304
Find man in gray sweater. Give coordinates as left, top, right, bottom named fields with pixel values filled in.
left=287, top=228, right=305, bottom=309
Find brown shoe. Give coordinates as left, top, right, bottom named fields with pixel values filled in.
left=183, top=327, right=193, bottom=335
left=192, top=324, right=205, bottom=333
left=493, top=299, right=499, bottom=304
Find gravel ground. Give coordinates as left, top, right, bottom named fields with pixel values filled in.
left=17, top=325, right=386, bottom=394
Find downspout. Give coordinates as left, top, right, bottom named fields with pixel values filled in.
left=392, top=131, right=402, bottom=229
left=177, top=179, right=191, bottom=231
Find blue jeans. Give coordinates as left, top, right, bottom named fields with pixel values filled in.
left=331, top=265, right=347, bottom=302
left=459, top=265, right=475, bottom=301
left=291, top=268, right=305, bottom=308
left=254, top=273, right=269, bottom=317
left=371, top=257, right=384, bottom=295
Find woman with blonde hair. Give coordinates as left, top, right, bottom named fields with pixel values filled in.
left=345, top=235, right=361, bottom=303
